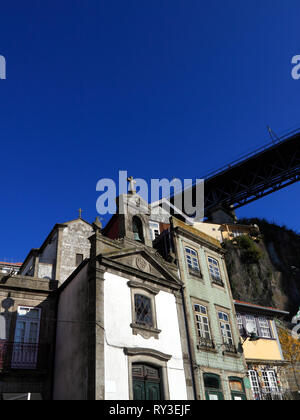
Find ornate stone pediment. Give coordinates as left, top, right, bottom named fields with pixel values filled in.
left=100, top=247, right=181, bottom=287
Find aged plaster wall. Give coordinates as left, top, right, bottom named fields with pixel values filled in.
left=53, top=264, right=89, bottom=400
left=37, top=263, right=53, bottom=280
left=104, top=271, right=187, bottom=400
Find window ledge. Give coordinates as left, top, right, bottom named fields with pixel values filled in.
left=197, top=344, right=218, bottom=354
left=222, top=350, right=241, bottom=358
left=211, top=280, right=224, bottom=288
left=188, top=269, right=202, bottom=279
left=130, top=323, right=161, bottom=340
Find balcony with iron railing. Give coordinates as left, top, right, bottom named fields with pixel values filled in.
left=197, top=337, right=216, bottom=351
left=222, top=342, right=237, bottom=354
left=0, top=340, right=49, bottom=372
left=210, top=274, right=224, bottom=287
left=252, top=388, right=289, bottom=401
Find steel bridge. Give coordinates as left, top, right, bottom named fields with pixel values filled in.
left=174, top=129, right=300, bottom=220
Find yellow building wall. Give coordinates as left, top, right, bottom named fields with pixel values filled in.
left=192, top=222, right=223, bottom=242
left=243, top=338, right=282, bottom=361
left=242, top=322, right=283, bottom=361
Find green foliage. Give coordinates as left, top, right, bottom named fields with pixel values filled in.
left=239, top=217, right=300, bottom=242
left=234, top=235, right=262, bottom=264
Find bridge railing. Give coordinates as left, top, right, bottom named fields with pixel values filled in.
left=196, top=128, right=300, bottom=183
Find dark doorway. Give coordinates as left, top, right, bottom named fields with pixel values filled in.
left=132, top=364, right=161, bottom=400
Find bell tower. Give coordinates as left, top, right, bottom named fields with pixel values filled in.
left=115, top=177, right=153, bottom=247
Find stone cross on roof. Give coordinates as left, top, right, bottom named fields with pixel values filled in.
left=78, top=208, right=83, bottom=219
left=127, top=176, right=136, bottom=194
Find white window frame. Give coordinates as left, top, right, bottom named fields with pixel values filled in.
left=207, top=256, right=223, bottom=285
left=218, top=311, right=233, bottom=346
left=258, top=317, right=272, bottom=338
left=248, top=370, right=261, bottom=400
left=12, top=306, right=41, bottom=369
left=185, top=247, right=201, bottom=273
left=194, top=304, right=212, bottom=341
left=149, top=221, right=160, bottom=241
left=262, top=370, right=279, bottom=393
left=236, top=314, right=244, bottom=334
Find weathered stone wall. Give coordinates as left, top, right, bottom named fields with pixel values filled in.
left=58, top=220, right=93, bottom=284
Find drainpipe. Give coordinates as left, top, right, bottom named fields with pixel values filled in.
left=180, top=284, right=198, bottom=400
left=169, top=220, right=198, bottom=400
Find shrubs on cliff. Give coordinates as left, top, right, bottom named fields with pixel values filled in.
left=234, top=235, right=262, bottom=264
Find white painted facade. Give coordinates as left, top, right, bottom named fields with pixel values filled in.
left=104, top=272, right=188, bottom=400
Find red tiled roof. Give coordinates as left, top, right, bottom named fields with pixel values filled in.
left=234, top=299, right=289, bottom=314
left=0, top=261, right=22, bottom=266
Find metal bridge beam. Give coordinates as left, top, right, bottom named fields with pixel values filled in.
left=170, top=130, right=300, bottom=219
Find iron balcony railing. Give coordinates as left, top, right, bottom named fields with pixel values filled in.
left=223, top=343, right=237, bottom=354
left=188, top=267, right=202, bottom=278
left=210, top=275, right=224, bottom=287
left=252, top=388, right=288, bottom=401
left=197, top=337, right=215, bottom=350
left=0, top=341, right=49, bottom=371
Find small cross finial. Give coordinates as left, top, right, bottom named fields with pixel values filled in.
left=78, top=208, right=83, bottom=219
left=127, top=176, right=136, bottom=194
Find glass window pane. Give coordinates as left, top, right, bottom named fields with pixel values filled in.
left=135, top=295, right=153, bottom=327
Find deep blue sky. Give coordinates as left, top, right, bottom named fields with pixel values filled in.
left=1, top=0, right=300, bottom=261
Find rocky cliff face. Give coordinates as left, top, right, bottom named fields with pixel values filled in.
left=223, top=218, right=300, bottom=316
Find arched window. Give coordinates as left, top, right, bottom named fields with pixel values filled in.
left=184, top=247, right=201, bottom=276
left=207, top=256, right=223, bottom=286
left=132, top=216, right=144, bottom=243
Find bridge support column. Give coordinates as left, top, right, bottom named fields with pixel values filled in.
left=208, top=205, right=237, bottom=224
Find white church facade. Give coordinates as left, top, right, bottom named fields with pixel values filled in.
left=52, top=194, right=192, bottom=400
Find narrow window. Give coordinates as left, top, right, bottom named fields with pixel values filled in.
left=208, top=257, right=223, bottom=285
left=236, top=313, right=244, bottom=335
left=76, top=253, right=83, bottom=267
left=248, top=370, right=261, bottom=400
left=258, top=317, right=272, bottom=338
left=185, top=247, right=201, bottom=276
left=194, top=304, right=213, bottom=349
left=218, top=311, right=235, bottom=352
left=133, top=216, right=144, bottom=243
left=12, top=307, right=41, bottom=369
left=134, top=295, right=153, bottom=327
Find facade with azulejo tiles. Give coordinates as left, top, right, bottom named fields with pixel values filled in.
left=154, top=217, right=251, bottom=400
